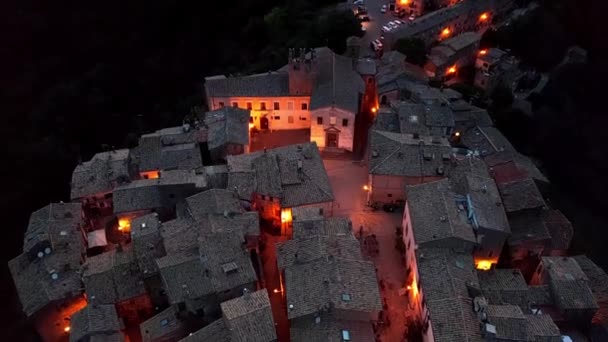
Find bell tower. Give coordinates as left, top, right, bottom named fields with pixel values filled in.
left=288, top=48, right=316, bottom=96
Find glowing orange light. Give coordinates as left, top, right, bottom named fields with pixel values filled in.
left=410, top=279, right=419, bottom=298
left=280, top=208, right=292, bottom=224
left=118, top=218, right=131, bottom=232
left=64, top=326, right=71, bottom=333
left=441, top=27, right=451, bottom=37
left=447, top=66, right=457, bottom=74
left=479, top=49, right=487, bottom=55
left=400, top=0, right=410, bottom=4
left=363, top=185, right=369, bottom=191
left=140, top=170, right=160, bottom=179
left=406, top=285, right=412, bottom=290
left=454, top=131, right=461, bottom=137
left=273, top=289, right=280, bottom=293
left=475, top=259, right=496, bottom=271
left=371, top=107, right=377, bottom=113
left=248, top=123, right=254, bottom=129
left=479, top=13, right=489, bottom=21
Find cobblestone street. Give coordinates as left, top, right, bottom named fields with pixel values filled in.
left=324, top=159, right=413, bottom=341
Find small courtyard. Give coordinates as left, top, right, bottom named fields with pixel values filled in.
left=324, top=159, right=414, bottom=342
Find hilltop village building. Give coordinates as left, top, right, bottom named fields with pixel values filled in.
left=384, top=0, right=510, bottom=49
left=424, top=31, right=481, bottom=80
left=227, top=142, right=334, bottom=234
left=205, top=47, right=369, bottom=153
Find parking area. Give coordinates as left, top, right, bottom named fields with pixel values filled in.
left=339, top=0, right=409, bottom=57
left=324, top=159, right=413, bottom=341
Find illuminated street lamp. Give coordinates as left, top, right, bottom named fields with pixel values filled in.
left=441, top=27, right=451, bottom=38
left=64, top=326, right=71, bottom=333
left=479, top=12, right=489, bottom=21
left=479, top=49, right=487, bottom=55
left=363, top=185, right=369, bottom=191
left=447, top=65, right=457, bottom=75
left=400, top=0, right=409, bottom=4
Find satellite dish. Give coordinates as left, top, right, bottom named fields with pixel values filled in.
left=51, top=273, right=58, bottom=280
left=37, top=252, right=44, bottom=258
left=44, top=247, right=51, bottom=255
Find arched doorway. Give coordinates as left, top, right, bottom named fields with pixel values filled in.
left=260, top=116, right=269, bottom=130
left=380, top=95, right=387, bottom=105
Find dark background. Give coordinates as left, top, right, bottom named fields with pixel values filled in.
left=0, top=0, right=606, bottom=340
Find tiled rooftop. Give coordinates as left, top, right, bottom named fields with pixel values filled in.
left=406, top=179, right=477, bottom=246
left=70, top=149, right=131, bottom=200
left=227, top=143, right=334, bottom=207
left=70, top=304, right=122, bottom=342
left=82, top=246, right=147, bottom=305
left=368, top=130, right=451, bottom=177
left=284, top=257, right=382, bottom=319
left=205, top=72, right=291, bottom=97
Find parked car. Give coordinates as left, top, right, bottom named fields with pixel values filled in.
left=408, top=14, right=416, bottom=21
left=370, top=39, right=383, bottom=52
left=381, top=25, right=391, bottom=33
left=353, top=0, right=364, bottom=5
left=358, top=14, right=371, bottom=22
left=381, top=4, right=387, bottom=13
left=387, top=21, right=398, bottom=29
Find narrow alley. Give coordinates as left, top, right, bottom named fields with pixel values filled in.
left=324, top=159, right=412, bottom=341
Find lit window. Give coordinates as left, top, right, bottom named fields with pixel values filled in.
left=330, top=116, right=337, bottom=125
left=301, top=102, right=308, bottom=110
left=274, top=102, right=280, bottom=110
left=342, top=330, right=351, bottom=341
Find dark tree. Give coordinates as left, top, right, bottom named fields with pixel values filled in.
left=394, top=38, right=427, bottom=66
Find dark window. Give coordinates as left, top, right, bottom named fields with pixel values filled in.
left=342, top=119, right=348, bottom=127
left=387, top=193, right=392, bottom=198
left=274, top=116, right=280, bottom=120
left=260, top=102, right=267, bottom=110
left=218, top=102, right=224, bottom=108
left=301, top=102, right=308, bottom=110
left=232, top=102, right=238, bottom=108
left=300, top=116, right=307, bottom=120
left=104, top=193, right=113, bottom=199
left=275, top=209, right=281, bottom=216
left=288, top=116, right=294, bottom=123
left=317, top=117, right=323, bottom=125
left=249, top=116, right=253, bottom=123
left=169, top=194, right=175, bottom=199
left=483, top=62, right=489, bottom=68
left=489, top=251, right=493, bottom=258
left=274, top=102, right=280, bottom=110
left=368, top=78, right=373, bottom=84
left=246, top=102, right=252, bottom=110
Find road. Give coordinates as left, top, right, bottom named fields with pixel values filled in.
left=338, top=0, right=399, bottom=58
left=324, top=159, right=411, bottom=341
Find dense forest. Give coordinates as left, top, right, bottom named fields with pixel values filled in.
left=481, top=0, right=608, bottom=270
left=1, top=0, right=607, bottom=339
